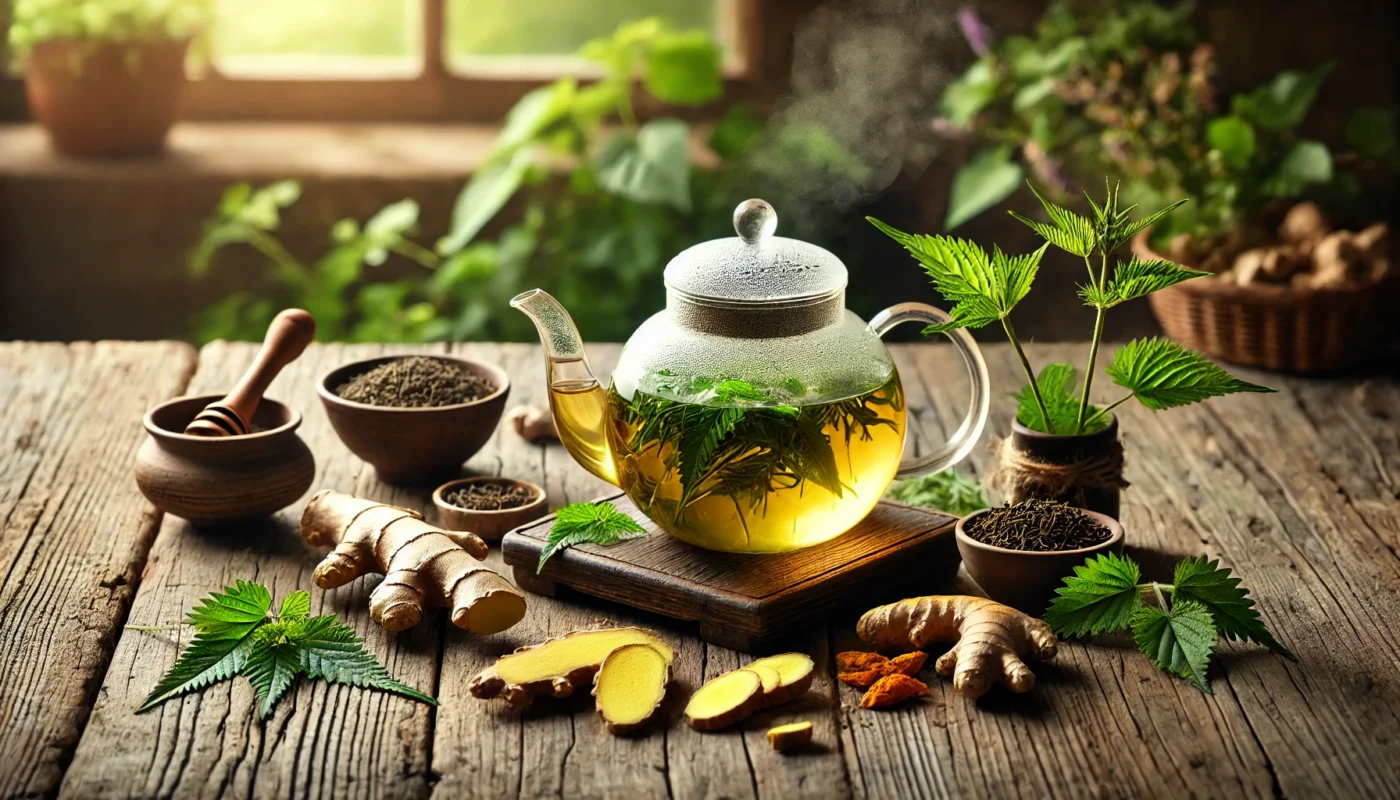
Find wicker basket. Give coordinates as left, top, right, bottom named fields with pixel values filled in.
left=1134, top=233, right=1400, bottom=373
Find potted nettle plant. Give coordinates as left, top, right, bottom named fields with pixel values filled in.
left=870, top=182, right=1274, bottom=517
left=937, top=0, right=1399, bottom=372
left=8, top=0, right=210, bottom=157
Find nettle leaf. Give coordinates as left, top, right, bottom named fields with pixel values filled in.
left=1107, top=338, right=1275, bottom=411
left=138, top=632, right=256, bottom=713
left=245, top=625, right=302, bottom=719
left=677, top=406, right=744, bottom=495
left=186, top=581, right=272, bottom=639
left=279, top=590, right=311, bottom=622
left=1081, top=258, right=1209, bottom=309
left=1132, top=599, right=1217, bottom=693
left=538, top=502, right=648, bottom=572
left=1044, top=552, right=1144, bottom=637
left=1231, top=62, right=1334, bottom=133
left=946, top=146, right=1024, bottom=230
left=1172, top=557, right=1296, bottom=660
left=595, top=118, right=693, bottom=211
left=1015, top=362, right=1098, bottom=435
left=293, top=616, right=438, bottom=706
left=1111, top=199, right=1189, bottom=252
left=1010, top=182, right=1096, bottom=257
left=885, top=470, right=988, bottom=517
left=869, top=218, right=1046, bottom=332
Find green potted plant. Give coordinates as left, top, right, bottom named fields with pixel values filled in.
left=8, top=0, right=210, bottom=156
left=938, top=0, right=1399, bottom=372
left=870, top=181, right=1274, bottom=516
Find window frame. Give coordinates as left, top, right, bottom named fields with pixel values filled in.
left=184, top=0, right=768, bottom=122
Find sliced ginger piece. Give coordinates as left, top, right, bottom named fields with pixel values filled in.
left=684, top=669, right=764, bottom=731
left=745, top=653, right=815, bottom=706
left=767, top=721, right=814, bottom=752
left=741, top=663, right=782, bottom=705
left=593, top=643, right=670, bottom=735
left=469, top=627, right=674, bottom=707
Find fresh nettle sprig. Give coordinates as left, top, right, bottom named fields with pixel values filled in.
left=870, top=180, right=1274, bottom=436
left=1043, top=552, right=1296, bottom=692
left=137, top=582, right=436, bottom=719
left=886, top=469, right=989, bottom=518
left=537, top=501, right=648, bottom=572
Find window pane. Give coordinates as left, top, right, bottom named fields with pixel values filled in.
left=447, top=0, right=720, bottom=59
left=211, top=0, right=419, bottom=76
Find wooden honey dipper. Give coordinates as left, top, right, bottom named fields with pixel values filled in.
left=183, top=309, right=317, bottom=437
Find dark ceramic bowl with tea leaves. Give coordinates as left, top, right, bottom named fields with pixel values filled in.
left=956, top=507, right=1123, bottom=616
left=433, top=476, right=547, bottom=542
left=318, top=355, right=509, bottom=485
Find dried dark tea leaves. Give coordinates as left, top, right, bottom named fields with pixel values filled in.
left=443, top=481, right=538, bottom=511
left=963, top=500, right=1111, bottom=552
left=336, top=356, right=494, bottom=408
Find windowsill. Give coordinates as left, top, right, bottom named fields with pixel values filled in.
left=0, top=121, right=499, bottom=180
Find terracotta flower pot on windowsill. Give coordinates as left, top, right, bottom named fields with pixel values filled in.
left=25, top=38, right=190, bottom=158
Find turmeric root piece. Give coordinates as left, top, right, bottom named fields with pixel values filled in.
left=300, top=490, right=525, bottom=634
left=857, top=595, right=1057, bottom=699
left=859, top=673, right=929, bottom=709
left=469, top=627, right=674, bottom=707
left=592, top=643, right=670, bottom=735
left=836, top=651, right=929, bottom=688
left=745, top=652, right=815, bottom=706
left=685, top=669, right=765, bottom=731
left=767, top=721, right=814, bottom=752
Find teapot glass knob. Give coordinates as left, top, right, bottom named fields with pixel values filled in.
left=734, top=199, right=777, bottom=244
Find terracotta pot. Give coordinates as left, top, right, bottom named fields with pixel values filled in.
left=134, top=394, right=315, bottom=525
left=318, top=355, right=510, bottom=485
left=26, top=38, right=189, bottom=157
left=1005, top=415, right=1122, bottom=518
left=956, top=508, right=1124, bottom=615
left=1136, top=231, right=1400, bottom=373
left=433, top=477, right=548, bottom=543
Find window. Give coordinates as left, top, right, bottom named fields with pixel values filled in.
left=182, top=0, right=757, bottom=122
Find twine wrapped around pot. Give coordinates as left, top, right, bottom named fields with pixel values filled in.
left=987, top=435, right=1130, bottom=510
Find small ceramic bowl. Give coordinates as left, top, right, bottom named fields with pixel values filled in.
left=134, top=394, right=315, bottom=524
left=433, top=477, right=547, bottom=543
left=318, top=355, right=509, bottom=485
left=955, top=507, right=1124, bottom=615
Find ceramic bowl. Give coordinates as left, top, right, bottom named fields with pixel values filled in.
left=318, top=355, right=509, bottom=485
left=955, top=508, right=1124, bottom=615
left=432, top=477, right=548, bottom=543
left=134, top=394, right=315, bottom=524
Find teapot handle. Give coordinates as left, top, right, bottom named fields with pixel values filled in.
left=869, top=303, right=991, bottom=480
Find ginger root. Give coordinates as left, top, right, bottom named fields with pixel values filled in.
left=592, top=643, right=670, bottom=735
left=685, top=669, right=765, bottom=731
left=766, top=721, right=813, bottom=752
left=859, top=673, right=930, bottom=709
left=506, top=404, right=558, bottom=443
left=745, top=652, right=815, bottom=706
left=469, top=627, right=673, bottom=707
left=300, top=490, right=526, bottom=634
left=858, top=595, right=1057, bottom=699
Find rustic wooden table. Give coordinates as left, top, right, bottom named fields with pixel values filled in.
left=1, top=340, right=1397, bottom=800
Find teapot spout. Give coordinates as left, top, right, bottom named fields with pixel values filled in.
left=510, top=289, right=619, bottom=486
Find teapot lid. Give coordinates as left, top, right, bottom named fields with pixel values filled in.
left=663, top=200, right=848, bottom=304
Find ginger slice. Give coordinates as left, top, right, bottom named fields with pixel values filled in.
left=685, top=668, right=764, bottom=731
left=767, top=721, right=814, bottom=752
left=469, top=627, right=674, bottom=707
left=299, top=490, right=523, bottom=634
left=858, top=595, right=1057, bottom=699
left=745, top=653, right=815, bottom=706
left=741, top=663, right=782, bottom=705
left=593, top=643, right=670, bottom=735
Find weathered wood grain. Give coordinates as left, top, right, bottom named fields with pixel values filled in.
left=0, top=341, right=196, bottom=799
left=61, top=342, right=450, bottom=800
left=3, top=340, right=1393, bottom=800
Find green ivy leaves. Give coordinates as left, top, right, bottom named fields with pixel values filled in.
left=1045, top=552, right=1294, bottom=693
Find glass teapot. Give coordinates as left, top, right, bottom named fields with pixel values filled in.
left=513, top=199, right=990, bottom=553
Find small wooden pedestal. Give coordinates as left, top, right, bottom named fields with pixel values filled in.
left=501, top=493, right=959, bottom=652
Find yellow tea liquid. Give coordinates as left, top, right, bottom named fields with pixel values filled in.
left=549, top=371, right=906, bottom=553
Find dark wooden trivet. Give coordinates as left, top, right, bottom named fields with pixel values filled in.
left=501, top=492, right=959, bottom=652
